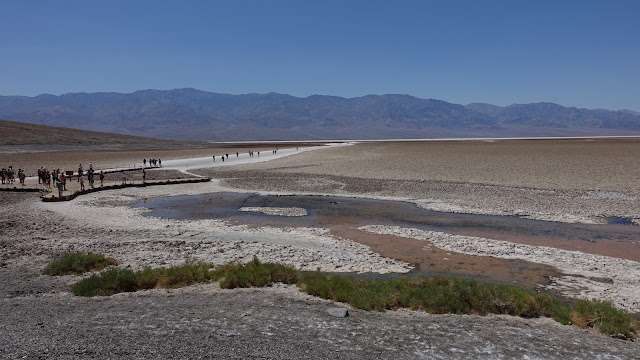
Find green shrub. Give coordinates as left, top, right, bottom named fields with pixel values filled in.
left=66, top=258, right=639, bottom=340
left=71, top=268, right=137, bottom=296
left=216, top=257, right=299, bottom=289
left=68, top=257, right=299, bottom=296
left=69, top=258, right=213, bottom=296
left=296, top=273, right=638, bottom=339
left=43, top=252, right=118, bottom=276
left=571, top=299, right=639, bottom=337
left=159, top=258, right=213, bottom=288
left=136, top=266, right=164, bottom=290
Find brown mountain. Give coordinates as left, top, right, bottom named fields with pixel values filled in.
left=0, top=118, right=203, bottom=153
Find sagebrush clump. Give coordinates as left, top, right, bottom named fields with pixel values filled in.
left=42, top=252, right=118, bottom=276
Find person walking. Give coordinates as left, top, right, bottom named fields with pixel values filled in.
left=56, top=179, right=64, bottom=198
left=60, top=171, right=67, bottom=191
left=99, top=171, right=104, bottom=187
left=79, top=173, right=85, bottom=191
left=18, top=169, right=25, bottom=185
left=121, top=170, right=127, bottom=185
left=88, top=169, right=94, bottom=188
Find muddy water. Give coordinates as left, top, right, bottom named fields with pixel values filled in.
left=133, top=193, right=640, bottom=290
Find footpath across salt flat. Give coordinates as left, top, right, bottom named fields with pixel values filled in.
left=159, top=142, right=353, bottom=175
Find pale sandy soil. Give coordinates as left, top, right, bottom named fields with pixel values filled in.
left=2, top=139, right=640, bottom=358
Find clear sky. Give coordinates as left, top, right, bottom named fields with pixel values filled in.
left=1, top=0, right=639, bottom=111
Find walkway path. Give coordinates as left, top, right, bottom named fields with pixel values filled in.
left=159, top=143, right=350, bottom=176
left=1, top=142, right=351, bottom=201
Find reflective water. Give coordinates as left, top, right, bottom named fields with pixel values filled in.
left=133, top=192, right=640, bottom=262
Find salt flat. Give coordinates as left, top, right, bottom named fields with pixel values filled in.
left=1, top=138, right=639, bottom=358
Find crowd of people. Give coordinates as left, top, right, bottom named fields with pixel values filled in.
left=1, top=161, right=109, bottom=197
left=143, top=158, right=161, bottom=167
left=5, top=148, right=297, bottom=197
left=0, top=166, right=18, bottom=184
left=212, top=148, right=289, bottom=162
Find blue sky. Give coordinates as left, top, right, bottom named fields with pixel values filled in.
left=1, top=0, right=639, bottom=110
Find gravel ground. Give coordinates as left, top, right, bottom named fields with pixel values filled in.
left=2, top=284, right=639, bottom=359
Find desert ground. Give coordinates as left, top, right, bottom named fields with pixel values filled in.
left=1, top=138, right=640, bottom=358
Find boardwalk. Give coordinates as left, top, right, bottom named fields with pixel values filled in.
left=40, top=177, right=211, bottom=202
left=1, top=167, right=210, bottom=202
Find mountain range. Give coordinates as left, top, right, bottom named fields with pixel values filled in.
left=1, top=88, right=639, bottom=141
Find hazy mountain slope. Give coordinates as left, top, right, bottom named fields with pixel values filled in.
left=1, top=89, right=639, bottom=141
left=0, top=118, right=202, bottom=153
left=467, top=102, right=640, bottom=130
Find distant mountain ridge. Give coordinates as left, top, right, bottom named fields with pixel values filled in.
left=1, top=89, right=639, bottom=140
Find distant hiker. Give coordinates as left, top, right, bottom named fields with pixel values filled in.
left=99, top=171, right=104, bottom=186
left=0, top=168, right=5, bottom=184
left=89, top=161, right=93, bottom=171
left=121, top=170, right=127, bottom=184
left=257, top=151, right=259, bottom=157
left=212, top=155, right=215, bottom=162
left=88, top=169, right=94, bottom=188
left=78, top=164, right=83, bottom=181
left=60, top=171, right=67, bottom=190
left=236, top=152, right=239, bottom=158
left=158, top=159, right=162, bottom=167
left=225, top=153, right=229, bottom=160
left=56, top=179, right=64, bottom=198
left=79, top=173, right=85, bottom=191
left=18, top=169, right=25, bottom=185
left=142, top=168, right=146, bottom=183
left=143, top=159, right=147, bottom=167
